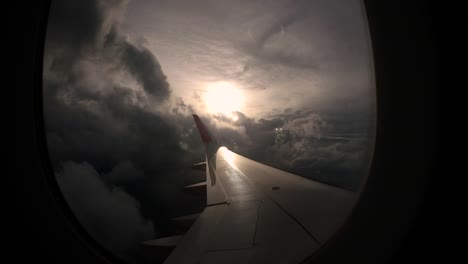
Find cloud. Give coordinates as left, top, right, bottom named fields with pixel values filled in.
left=43, top=0, right=189, bottom=174
left=45, top=0, right=128, bottom=72
left=56, top=161, right=154, bottom=259
left=46, top=0, right=107, bottom=50
left=282, top=113, right=326, bottom=140
left=43, top=0, right=204, bottom=261
left=45, top=0, right=171, bottom=100
left=104, top=26, right=171, bottom=99
left=202, top=110, right=373, bottom=191
left=104, top=160, right=144, bottom=185
left=237, top=0, right=321, bottom=70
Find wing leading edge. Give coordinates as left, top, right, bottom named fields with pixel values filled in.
left=162, top=114, right=356, bottom=264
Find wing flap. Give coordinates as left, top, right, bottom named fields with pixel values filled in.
left=183, top=181, right=207, bottom=196
left=164, top=191, right=319, bottom=264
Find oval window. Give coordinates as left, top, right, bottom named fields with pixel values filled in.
left=43, top=0, right=375, bottom=263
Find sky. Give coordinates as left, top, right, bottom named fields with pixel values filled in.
left=43, top=0, right=375, bottom=262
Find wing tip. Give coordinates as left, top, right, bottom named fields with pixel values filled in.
left=192, top=114, right=214, bottom=143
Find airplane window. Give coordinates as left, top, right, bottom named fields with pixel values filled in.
left=43, top=0, right=375, bottom=263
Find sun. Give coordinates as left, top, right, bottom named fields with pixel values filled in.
left=203, top=81, right=244, bottom=120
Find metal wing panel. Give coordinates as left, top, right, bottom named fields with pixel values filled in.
left=217, top=147, right=356, bottom=244
left=163, top=115, right=356, bottom=263
left=164, top=204, right=229, bottom=264
left=214, top=156, right=256, bottom=202
left=164, top=147, right=330, bottom=263
left=165, top=188, right=319, bottom=264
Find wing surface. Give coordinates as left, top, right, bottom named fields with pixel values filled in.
left=163, top=115, right=356, bottom=263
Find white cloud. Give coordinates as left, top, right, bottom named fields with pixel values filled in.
left=56, top=161, right=154, bottom=259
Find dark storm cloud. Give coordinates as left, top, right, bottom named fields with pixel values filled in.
left=43, top=70, right=203, bottom=242
left=104, top=160, right=144, bottom=185
left=46, top=0, right=106, bottom=50
left=121, top=42, right=171, bottom=98
left=105, top=26, right=171, bottom=99
left=43, top=81, right=182, bottom=173
left=45, top=0, right=124, bottom=72
left=43, top=0, right=203, bottom=261
left=46, top=0, right=171, bottom=99
left=44, top=0, right=181, bottom=172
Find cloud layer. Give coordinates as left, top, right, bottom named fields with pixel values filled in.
left=121, top=0, right=374, bottom=118
left=207, top=110, right=374, bottom=190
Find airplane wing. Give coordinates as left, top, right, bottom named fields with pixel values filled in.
left=158, top=114, right=356, bottom=263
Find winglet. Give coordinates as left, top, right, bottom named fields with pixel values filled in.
left=192, top=114, right=221, bottom=160
left=192, top=114, right=215, bottom=143
left=192, top=114, right=226, bottom=205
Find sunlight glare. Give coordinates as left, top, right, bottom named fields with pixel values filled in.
left=203, top=81, right=244, bottom=120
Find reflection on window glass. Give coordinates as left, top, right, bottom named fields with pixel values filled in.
left=43, top=0, right=374, bottom=263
